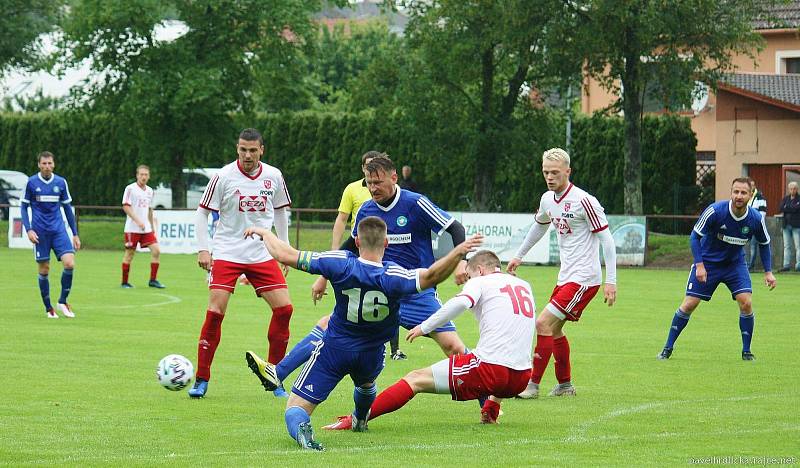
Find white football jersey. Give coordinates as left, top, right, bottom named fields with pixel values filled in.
left=122, top=182, right=154, bottom=233
left=199, top=160, right=291, bottom=263
left=535, top=183, right=608, bottom=285
left=456, top=272, right=536, bottom=370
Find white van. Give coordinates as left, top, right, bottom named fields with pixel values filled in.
left=0, top=170, right=29, bottom=220
left=153, top=168, right=220, bottom=209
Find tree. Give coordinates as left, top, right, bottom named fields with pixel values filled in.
left=0, top=0, right=63, bottom=75
left=574, top=0, right=778, bottom=214
left=384, top=0, right=572, bottom=210
left=56, top=0, right=337, bottom=206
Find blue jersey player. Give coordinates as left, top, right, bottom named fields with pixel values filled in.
left=253, top=155, right=472, bottom=399
left=658, top=177, right=776, bottom=361
left=314, top=156, right=470, bottom=356
left=243, top=217, right=481, bottom=451
left=20, top=151, right=81, bottom=319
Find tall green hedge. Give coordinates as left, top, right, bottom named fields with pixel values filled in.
left=0, top=110, right=696, bottom=213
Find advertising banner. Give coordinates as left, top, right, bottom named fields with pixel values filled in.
left=435, top=212, right=646, bottom=266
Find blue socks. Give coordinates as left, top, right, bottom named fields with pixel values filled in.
left=59, top=268, right=74, bottom=304
left=739, top=313, right=754, bottom=353
left=665, top=309, right=691, bottom=349
left=276, top=325, right=325, bottom=382
left=285, top=406, right=311, bottom=441
left=38, top=274, right=52, bottom=311
left=353, top=384, right=377, bottom=421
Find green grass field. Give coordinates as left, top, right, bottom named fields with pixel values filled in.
left=1, top=248, right=798, bottom=466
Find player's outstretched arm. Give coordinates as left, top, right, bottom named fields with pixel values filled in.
left=418, top=234, right=483, bottom=290
left=407, top=295, right=471, bottom=342
left=508, top=221, right=549, bottom=274
left=244, top=227, right=300, bottom=267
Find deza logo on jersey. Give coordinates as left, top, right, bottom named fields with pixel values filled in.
left=239, top=196, right=268, bottom=212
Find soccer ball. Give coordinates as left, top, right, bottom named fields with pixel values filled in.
left=156, top=354, right=194, bottom=391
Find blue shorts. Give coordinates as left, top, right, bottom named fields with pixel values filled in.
left=685, top=261, right=752, bottom=301
left=399, top=289, right=456, bottom=332
left=291, top=341, right=385, bottom=404
left=33, top=230, right=74, bottom=263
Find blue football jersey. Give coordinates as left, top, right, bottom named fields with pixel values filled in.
left=351, top=188, right=453, bottom=270
left=22, top=173, right=73, bottom=233
left=298, top=250, right=421, bottom=350
left=693, top=200, right=770, bottom=264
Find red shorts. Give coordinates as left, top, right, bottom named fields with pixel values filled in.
left=448, top=353, right=531, bottom=401
left=208, top=259, right=287, bottom=296
left=124, top=232, right=158, bottom=249
left=548, top=282, right=600, bottom=321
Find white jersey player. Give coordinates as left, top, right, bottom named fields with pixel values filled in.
left=188, top=128, right=293, bottom=399
left=121, top=165, right=164, bottom=289
left=324, top=250, right=535, bottom=429
left=507, top=147, right=617, bottom=399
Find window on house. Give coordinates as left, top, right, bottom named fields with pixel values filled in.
left=785, top=57, right=800, bottom=74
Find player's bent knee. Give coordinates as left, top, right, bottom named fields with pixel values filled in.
left=317, top=315, right=330, bottom=329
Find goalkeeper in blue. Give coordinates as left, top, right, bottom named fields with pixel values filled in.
left=658, top=177, right=776, bottom=361
left=244, top=217, right=482, bottom=451
left=21, top=151, right=81, bottom=319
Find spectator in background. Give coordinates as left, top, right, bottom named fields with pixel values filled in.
left=747, top=179, right=768, bottom=272
left=398, top=165, right=420, bottom=193
left=779, top=181, right=800, bottom=272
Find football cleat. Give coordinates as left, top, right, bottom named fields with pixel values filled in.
left=46, top=308, right=58, bottom=319
left=188, top=378, right=208, bottom=398
left=517, top=381, right=539, bottom=399
left=58, top=303, right=75, bottom=318
left=148, top=280, right=166, bottom=289
left=351, top=411, right=369, bottom=432
left=245, top=351, right=279, bottom=391
left=548, top=383, right=576, bottom=397
left=657, top=347, right=673, bottom=360
left=480, top=410, right=499, bottom=424
left=121, top=282, right=134, bottom=289
left=742, top=351, right=756, bottom=361
left=322, top=414, right=353, bottom=431
left=296, top=422, right=324, bottom=451
left=390, top=350, right=408, bottom=361
left=273, top=384, right=289, bottom=398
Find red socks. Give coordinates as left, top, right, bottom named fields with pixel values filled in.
left=530, top=335, right=554, bottom=384
left=122, top=262, right=159, bottom=282
left=482, top=399, right=501, bottom=421
left=553, top=336, right=571, bottom=384
left=267, top=304, right=294, bottom=364
left=370, top=379, right=415, bottom=420
left=196, top=310, right=224, bottom=381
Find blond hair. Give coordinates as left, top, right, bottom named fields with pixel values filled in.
left=542, top=148, right=570, bottom=166
left=789, top=181, right=798, bottom=190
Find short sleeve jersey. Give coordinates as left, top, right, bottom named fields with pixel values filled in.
left=693, top=200, right=770, bottom=264
left=456, top=272, right=536, bottom=370
left=22, top=173, right=73, bottom=233
left=122, top=183, right=154, bottom=233
left=298, top=250, right=421, bottom=350
left=337, top=179, right=372, bottom=227
left=352, top=188, right=453, bottom=270
left=535, top=183, right=609, bottom=286
left=198, top=160, right=291, bottom=263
